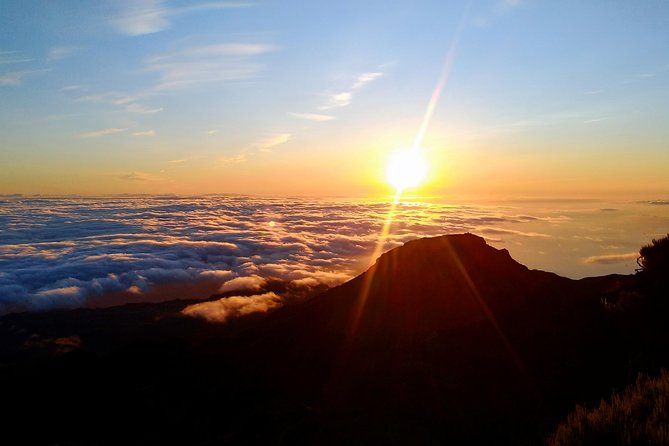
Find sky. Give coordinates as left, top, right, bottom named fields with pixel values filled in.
left=1, top=0, right=668, bottom=197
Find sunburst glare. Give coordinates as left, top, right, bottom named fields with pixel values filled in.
left=386, top=149, right=428, bottom=194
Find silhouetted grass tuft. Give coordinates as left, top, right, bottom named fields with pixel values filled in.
left=549, top=370, right=669, bottom=446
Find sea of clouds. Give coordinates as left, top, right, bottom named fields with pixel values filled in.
left=1, top=196, right=666, bottom=315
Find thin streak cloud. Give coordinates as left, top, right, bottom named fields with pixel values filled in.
left=145, top=43, right=275, bottom=91
left=288, top=112, right=334, bottom=122
left=319, top=92, right=351, bottom=110
left=257, top=133, right=291, bottom=152
left=352, top=72, right=383, bottom=89
left=47, top=46, right=77, bottom=61
left=583, top=118, right=607, bottom=124
left=112, top=0, right=253, bottom=36
left=319, top=70, right=384, bottom=110
left=76, top=92, right=163, bottom=115
left=0, top=51, right=34, bottom=65
left=125, top=103, right=164, bottom=114
left=220, top=154, right=247, bottom=164
left=79, top=128, right=126, bottom=138
left=132, top=130, right=156, bottom=137
left=583, top=252, right=638, bottom=265
left=0, top=69, right=50, bottom=86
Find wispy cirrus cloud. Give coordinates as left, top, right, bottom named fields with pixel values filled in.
left=352, top=71, right=384, bottom=89
left=257, top=133, right=291, bottom=152
left=319, top=92, right=351, bottom=110
left=132, top=129, right=156, bottom=137
left=0, top=50, right=34, bottom=65
left=61, top=85, right=84, bottom=91
left=288, top=112, right=334, bottom=122
left=77, top=92, right=134, bottom=105
left=112, top=0, right=253, bottom=36
left=79, top=127, right=126, bottom=138
left=77, top=92, right=163, bottom=115
left=154, top=43, right=274, bottom=58
left=125, top=103, right=164, bottom=114
left=583, top=117, right=607, bottom=124
left=319, top=70, right=384, bottom=110
left=113, top=0, right=169, bottom=35
left=145, top=43, right=276, bottom=91
left=0, top=69, right=50, bottom=86
left=220, top=153, right=247, bottom=164
left=47, top=46, right=78, bottom=62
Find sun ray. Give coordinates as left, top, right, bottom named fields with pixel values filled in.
left=341, top=2, right=536, bottom=381
left=346, top=2, right=472, bottom=342
left=412, top=1, right=470, bottom=152
left=438, top=237, right=529, bottom=378
left=347, top=192, right=401, bottom=337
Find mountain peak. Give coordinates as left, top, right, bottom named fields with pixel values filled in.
left=370, top=232, right=529, bottom=291
left=299, top=233, right=565, bottom=337
left=376, top=232, right=514, bottom=269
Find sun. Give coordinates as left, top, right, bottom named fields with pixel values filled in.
left=386, top=149, right=428, bottom=193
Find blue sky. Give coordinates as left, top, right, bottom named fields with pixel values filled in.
left=1, top=0, right=668, bottom=196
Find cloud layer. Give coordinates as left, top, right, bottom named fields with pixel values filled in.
left=0, top=196, right=661, bottom=315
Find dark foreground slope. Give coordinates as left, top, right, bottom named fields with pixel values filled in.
left=0, top=234, right=664, bottom=445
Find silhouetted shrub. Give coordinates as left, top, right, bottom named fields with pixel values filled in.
left=638, top=234, right=669, bottom=276
left=548, top=370, right=669, bottom=446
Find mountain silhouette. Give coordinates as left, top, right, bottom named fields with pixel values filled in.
left=214, top=234, right=626, bottom=443
left=0, top=233, right=660, bottom=445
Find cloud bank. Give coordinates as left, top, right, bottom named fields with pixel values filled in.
left=0, top=196, right=658, bottom=315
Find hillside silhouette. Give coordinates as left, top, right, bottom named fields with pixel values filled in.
left=1, top=233, right=668, bottom=445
